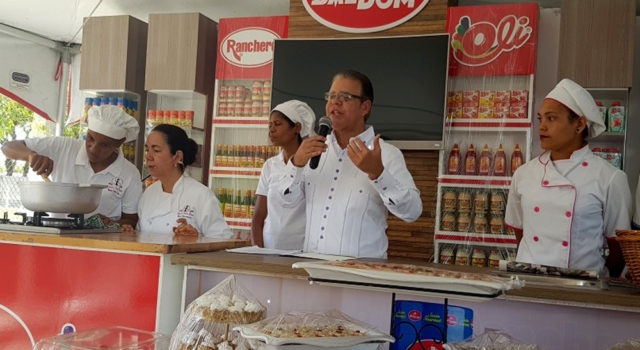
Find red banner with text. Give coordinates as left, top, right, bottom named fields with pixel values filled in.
left=446, top=3, right=538, bottom=76
left=215, top=16, right=289, bottom=80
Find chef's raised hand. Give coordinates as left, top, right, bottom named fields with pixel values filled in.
left=291, top=135, right=327, bottom=167
left=28, top=152, right=54, bottom=177
left=347, top=134, right=384, bottom=180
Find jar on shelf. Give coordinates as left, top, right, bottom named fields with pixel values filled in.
left=243, top=100, right=252, bottom=117
left=252, top=80, right=264, bottom=101
left=218, top=102, right=228, bottom=116
left=234, top=85, right=246, bottom=102
left=471, top=248, right=487, bottom=267
left=147, top=109, right=157, bottom=127
left=441, top=211, right=456, bottom=231
left=457, top=212, right=471, bottom=232
left=488, top=250, right=503, bottom=268
left=442, top=188, right=457, bottom=212
left=490, top=190, right=506, bottom=215
left=263, top=80, right=272, bottom=102
left=220, top=85, right=230, bottom=102
left=473, top=213, right=488, bottom=233
left=455, top=246, right=470, bottom=266
left=440, top=246, right=455, bottom=265
left=457, top=190, right=472, bottom=213
left=233, top=102, right=243, bottom=117
left=473, top=190, right=489, bottom=213
left=489, top=214, right=505, bottom=235
left=261, top=101, right=270, bottom=117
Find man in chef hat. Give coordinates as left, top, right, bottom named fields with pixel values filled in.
left=504, top=78, right=631, bottom=276
left=1, top=104, right=143, bottom=227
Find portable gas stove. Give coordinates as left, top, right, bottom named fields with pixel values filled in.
left=0, top=211, right=120, bottom=234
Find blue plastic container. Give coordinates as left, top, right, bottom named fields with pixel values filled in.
left=392, top=300, right=473, bottom=350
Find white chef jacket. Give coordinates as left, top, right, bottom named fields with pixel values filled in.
left=256, top=151, right=305, bottom=250
left=138, top=175, right=232, bottom=238
left=275, top=126, right=422, bottom=258
left=505, top=146, right=631, bottom=273
left=25, top=136, right=142, bottom=219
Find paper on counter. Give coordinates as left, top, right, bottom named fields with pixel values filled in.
left=284, top=252, right=355, bottom=261
left=226, top=245, right=302, bottom=256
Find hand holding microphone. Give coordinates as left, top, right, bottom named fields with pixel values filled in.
left=291, top=116, right=331, bottom=168
left=309, top=116, right=332, bottom=169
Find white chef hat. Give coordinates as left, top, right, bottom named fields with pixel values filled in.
left=271, top=100, right=316, bottom=138
left=544, top=78, right=605, bottom=139
left=87, top=105, right=140, bottom=142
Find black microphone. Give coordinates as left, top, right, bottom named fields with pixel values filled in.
left=309, top=116, right=332, bottom=169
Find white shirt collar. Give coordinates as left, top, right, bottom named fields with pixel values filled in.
left=76, top=141, right=125, bottom=176
left=539, top=144, right=591, bottom=164
left=329, top=125, right=376, bottom=154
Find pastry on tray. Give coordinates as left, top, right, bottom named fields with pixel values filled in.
left=170, top=275, right=265, bottom=350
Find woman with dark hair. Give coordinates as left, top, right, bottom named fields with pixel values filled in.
left=252, top=100, right=316, bottom=249
left=505, top=79, right=631, bottom=276
left=134, top=124, right=231, bottom=237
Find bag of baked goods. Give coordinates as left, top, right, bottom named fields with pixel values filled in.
left=234, top=310, right=394, bottom=349
left=169, top=275, right=266, bottom=350
left=443, top=329, right=538, bottom=350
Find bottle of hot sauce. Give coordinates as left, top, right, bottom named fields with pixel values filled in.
left=448, top=144, right=461, bottom=175
left=478, top=144, right=491, bottom=176
left=465, top=144, right=477, bottom=175
left=494, top=144, right=507, bottom=176
left=511, top=144, right=524, bottom=175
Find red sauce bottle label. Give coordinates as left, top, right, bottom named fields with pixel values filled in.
left=465, top=144, right=477, bottom=175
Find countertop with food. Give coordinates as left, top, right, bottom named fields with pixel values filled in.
left=172, top=251, right=640, bottom=311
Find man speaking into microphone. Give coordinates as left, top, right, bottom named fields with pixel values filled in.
left=276, top=70, right=422, bottom=258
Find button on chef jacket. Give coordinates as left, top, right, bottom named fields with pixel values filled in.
left=275, top=126, right=422, bottom=258
left=256, top=151, right=305, bottom=250
left=137, top=175, right=232, bottom=238
left=505, top=146, right=631, bottom=274
left=25, top=136, right=142, bottom=219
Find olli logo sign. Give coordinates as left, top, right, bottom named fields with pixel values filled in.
left=220, top=27, right=280, bottom=67
left=303, top=0, right=430, bottom=33
left=451, top=15, right=532, bottom=67
left=446, top=3, right=538, bottom=76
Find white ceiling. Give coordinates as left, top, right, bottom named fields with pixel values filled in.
left=0, top=0, right=290, bottom=44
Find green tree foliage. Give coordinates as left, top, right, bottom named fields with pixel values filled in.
left=0, top=94, right=34, bottom=176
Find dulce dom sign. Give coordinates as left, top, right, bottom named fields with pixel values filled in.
left=216, top=16, right=289, bottom=79
left=303, top=0, right=430, bottom=33
left=446, top=3, right=538, bottom=76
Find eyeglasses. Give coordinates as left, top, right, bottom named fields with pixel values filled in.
left=324, top=92, right=364, bottom=103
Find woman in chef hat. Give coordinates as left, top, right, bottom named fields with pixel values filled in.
left=505, top=78, right=631, bottom=276
left=1, top=104, right=143, bottom=227
left=130, top=124, right=232, bottom=238
left=252, top=100, right=316, bottom=250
